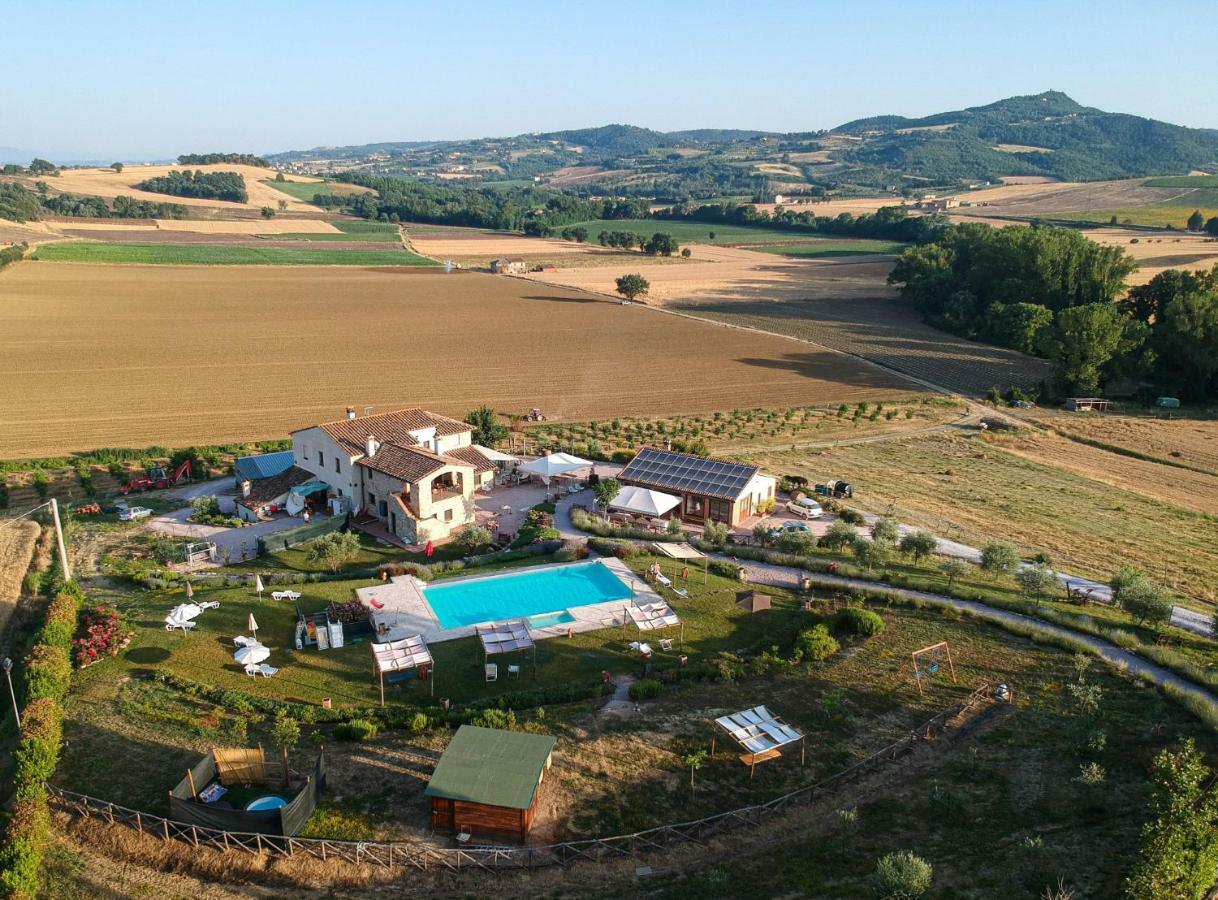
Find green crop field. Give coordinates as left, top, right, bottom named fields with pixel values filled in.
left=260, top=179, right=334, bottom=201
left=565, top=218, right=865, bottom=245
left=1050, top=187, right=1218, bottom=228
left=750, top=239, right=906, bottom=258
left=30, top=242, right=436, bottom=266
left=1144, top=174, right=1218, bottom=188
left=273, top=220, right=402, bottom=242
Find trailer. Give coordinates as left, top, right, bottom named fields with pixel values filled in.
left=814, top=479, right=854, bottom=499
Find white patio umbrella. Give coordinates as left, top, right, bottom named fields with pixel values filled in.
left=608, top=485, right=681, bottom=518
left=248, top=613, right=259, bottom=643
left=254, top=574, right=265, bottom=600
left=518, top=452, right=593, bottom=484
left=184, top=580, right=194, bottom=600
left=234, top=643, right=270, bottom=666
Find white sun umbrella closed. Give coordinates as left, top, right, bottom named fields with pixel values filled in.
left=608, top=485, right=681, bottom=518
left=254, top=574, right=265, bottom=600
left=518, top=452, right=593, bottom=485
left=234, top=643, right=270, bottom=666
left=248, top=613, right=259, bottom=643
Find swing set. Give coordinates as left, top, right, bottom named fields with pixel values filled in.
left=911, top=640, right=956, bottom=696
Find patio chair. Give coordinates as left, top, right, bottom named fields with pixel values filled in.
left=507, top=664, right=521, bottom=677
left=271, top=590, right=301, bottom=602
left=165, top=620, right=194, bottom=633
left=258, top=664, right=279, bottom=678
left=659, top=639, right=674, bottom=652
left=485, top=663, right=498, bottom=682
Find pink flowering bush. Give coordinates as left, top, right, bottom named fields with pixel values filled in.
left=72, top=604, right=133, bottom=668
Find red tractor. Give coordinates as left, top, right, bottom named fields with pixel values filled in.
left=120, top=459, right=192, bottom=495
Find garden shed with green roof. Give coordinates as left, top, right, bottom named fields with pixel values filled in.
left=424, top=725, right=557, bottom=842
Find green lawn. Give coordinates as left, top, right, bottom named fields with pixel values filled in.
left=564, top=219, right=871, bottom=245
left=749, top=239, right=906, bottom=258
left=31, top=242, right=437, bottom=266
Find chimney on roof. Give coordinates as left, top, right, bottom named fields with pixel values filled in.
left=346, top=407, right=356, bottom=420
left=240, top=480, right=251, bottom=498
left=366, top=435, right=380, bottom=458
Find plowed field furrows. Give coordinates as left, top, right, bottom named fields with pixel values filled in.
left=0, top=264, right=919, bottom=457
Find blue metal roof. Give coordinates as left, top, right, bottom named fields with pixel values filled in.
left=234, top=451, right=296, bottom=482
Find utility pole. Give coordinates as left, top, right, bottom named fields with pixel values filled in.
left=50, top=498, right=72, bottom=583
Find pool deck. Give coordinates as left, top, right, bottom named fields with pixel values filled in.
left=355, top=558, right=664, bottom=645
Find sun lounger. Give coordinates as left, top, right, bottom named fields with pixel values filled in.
left=271, top=590, right=301, bottom=602
left=485, top=663, right=498, bottom=682
left=244, top=663, right=260, bottom=678
left=234, top=635, right=254, bottom=647
left=655, top=572, right=673, bottom=588
left=165, top=619, right=195, bottom=633
left=257, top=664, right=278, bottom=678
left=628, top=641, right=653, bottom=658
left=659, top=638, right=673, bottom=651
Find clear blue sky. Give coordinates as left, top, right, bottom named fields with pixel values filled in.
left=3, top=0, right=1216, bottom=160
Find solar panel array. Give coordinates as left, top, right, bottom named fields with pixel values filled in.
left=620, top=447, right=757, bottom=500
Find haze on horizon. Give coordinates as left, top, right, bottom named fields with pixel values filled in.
left=3, top=0, right=1217, bottom=161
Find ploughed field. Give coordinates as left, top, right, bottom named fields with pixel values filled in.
left=0, top=264, right=918, bottom=457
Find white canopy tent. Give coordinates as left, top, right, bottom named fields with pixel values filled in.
left=473, top=444, right=519, bottom=464
left=518, top=452, right=593, bottom=484
left=609, top=485, right=681, bottom=518
left=371, top=634, right=434, bottom=704
left=652, top=541, right=709, bottom=583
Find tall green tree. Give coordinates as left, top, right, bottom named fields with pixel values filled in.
left=593, top=477, right=620, bottom=516
left=463, top=405, right=508, bottom=446
left=1041, top=303, right=1143, bottom=395
left=1152, top=288, right=1218, bottom=398
left=615, top=274, right=649, bottom=302
left=1187, top=209, right=1205, bottom=232
left=1126, top=739, right=1218, bottom=899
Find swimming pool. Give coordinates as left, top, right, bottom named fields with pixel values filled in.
left=422, top=562, right=633, bottom=630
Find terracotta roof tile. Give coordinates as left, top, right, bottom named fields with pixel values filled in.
left=356, top=443, right=477, bottom=483
left=302, top=408, right=470, bottom=454
left=444, top=445, right=496, bottom=474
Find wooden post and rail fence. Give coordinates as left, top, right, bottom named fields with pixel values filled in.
left=46, top=682, right=1004, bottom=875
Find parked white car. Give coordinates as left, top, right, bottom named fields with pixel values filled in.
left=786, top=497, right=823, bottom=519
left=119, top=506, right=153, bottom=521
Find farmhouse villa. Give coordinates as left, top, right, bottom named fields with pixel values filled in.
left=290, top=407, right=495, bottom=545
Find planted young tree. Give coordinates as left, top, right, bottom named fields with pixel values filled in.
left=870, top=516, right=899, bottom=546
left=702, top=519, right=730, bottom=547
left=939, top=557, right=970, bottom=591
left=899, top=529, right=938, bottom=563
left=1112, top=567, right=1174, bottom=628
left=1126, top=739, right=1218, bottom=900
left=261, top=206, right=275, bottom=218
left=683, top=748, right=708, bottom=792
left=615, top=273, right=649, bottom=302
left=593, top=477, right=620, bottom=518
left=271, top=711, right=300, bottom=788
left=852, top=534, right=889, bottom=571
left=752, top=522, right=772, bottom=547
left=871, top=850, right=933, bottom=899
left=1016, top=563, right=1058, bottom=606
left=453, top=525, right=491, bottom=552
left=1187, top=209, right=1205, bottom=232
left=463, top=405, right=509, bottom=446
left=819, top=520, right=858, bottom=552
left=110, top=162, right=124, bottom=173
left=306, top=531, right=361, bottom=573
left=980, top=542, right=1020, bottom=578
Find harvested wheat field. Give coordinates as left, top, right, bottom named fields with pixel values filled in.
left=524, top=244, right=1048, bottom=394
left=49, top=164, right=324, bottom=213
left=51, top=218, right=343, bottom=236
left=1079, top=228, right=1218, bottom=283
left=0, top=263, right=918, bottom=457
left=747, top=432, right=1218, bottom=603
left=1024, top=409, right=1218, bottom=473
left=0, top=518, right=39, bottom=632
left=407, top=231, right=660, bottom=269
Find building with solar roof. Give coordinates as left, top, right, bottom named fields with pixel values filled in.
left=617, top=447, right=776, bottom=527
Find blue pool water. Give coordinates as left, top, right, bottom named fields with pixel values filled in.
left=423, top=562, right=632, bottom=630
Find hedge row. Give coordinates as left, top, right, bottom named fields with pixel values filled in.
left=0, top=587, right=81, bottom=899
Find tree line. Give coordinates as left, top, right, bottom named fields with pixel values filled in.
left=177, top=153, right=268, bottom=167
left=655, top=200, right=949, bottom=244
left=136, top=169, right=248, bottom=203
left=325, top=175, right=650, bottom=231
left=41, top=192, right=188, bottom=219
left=888, top=222, right=1218, bottom=399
